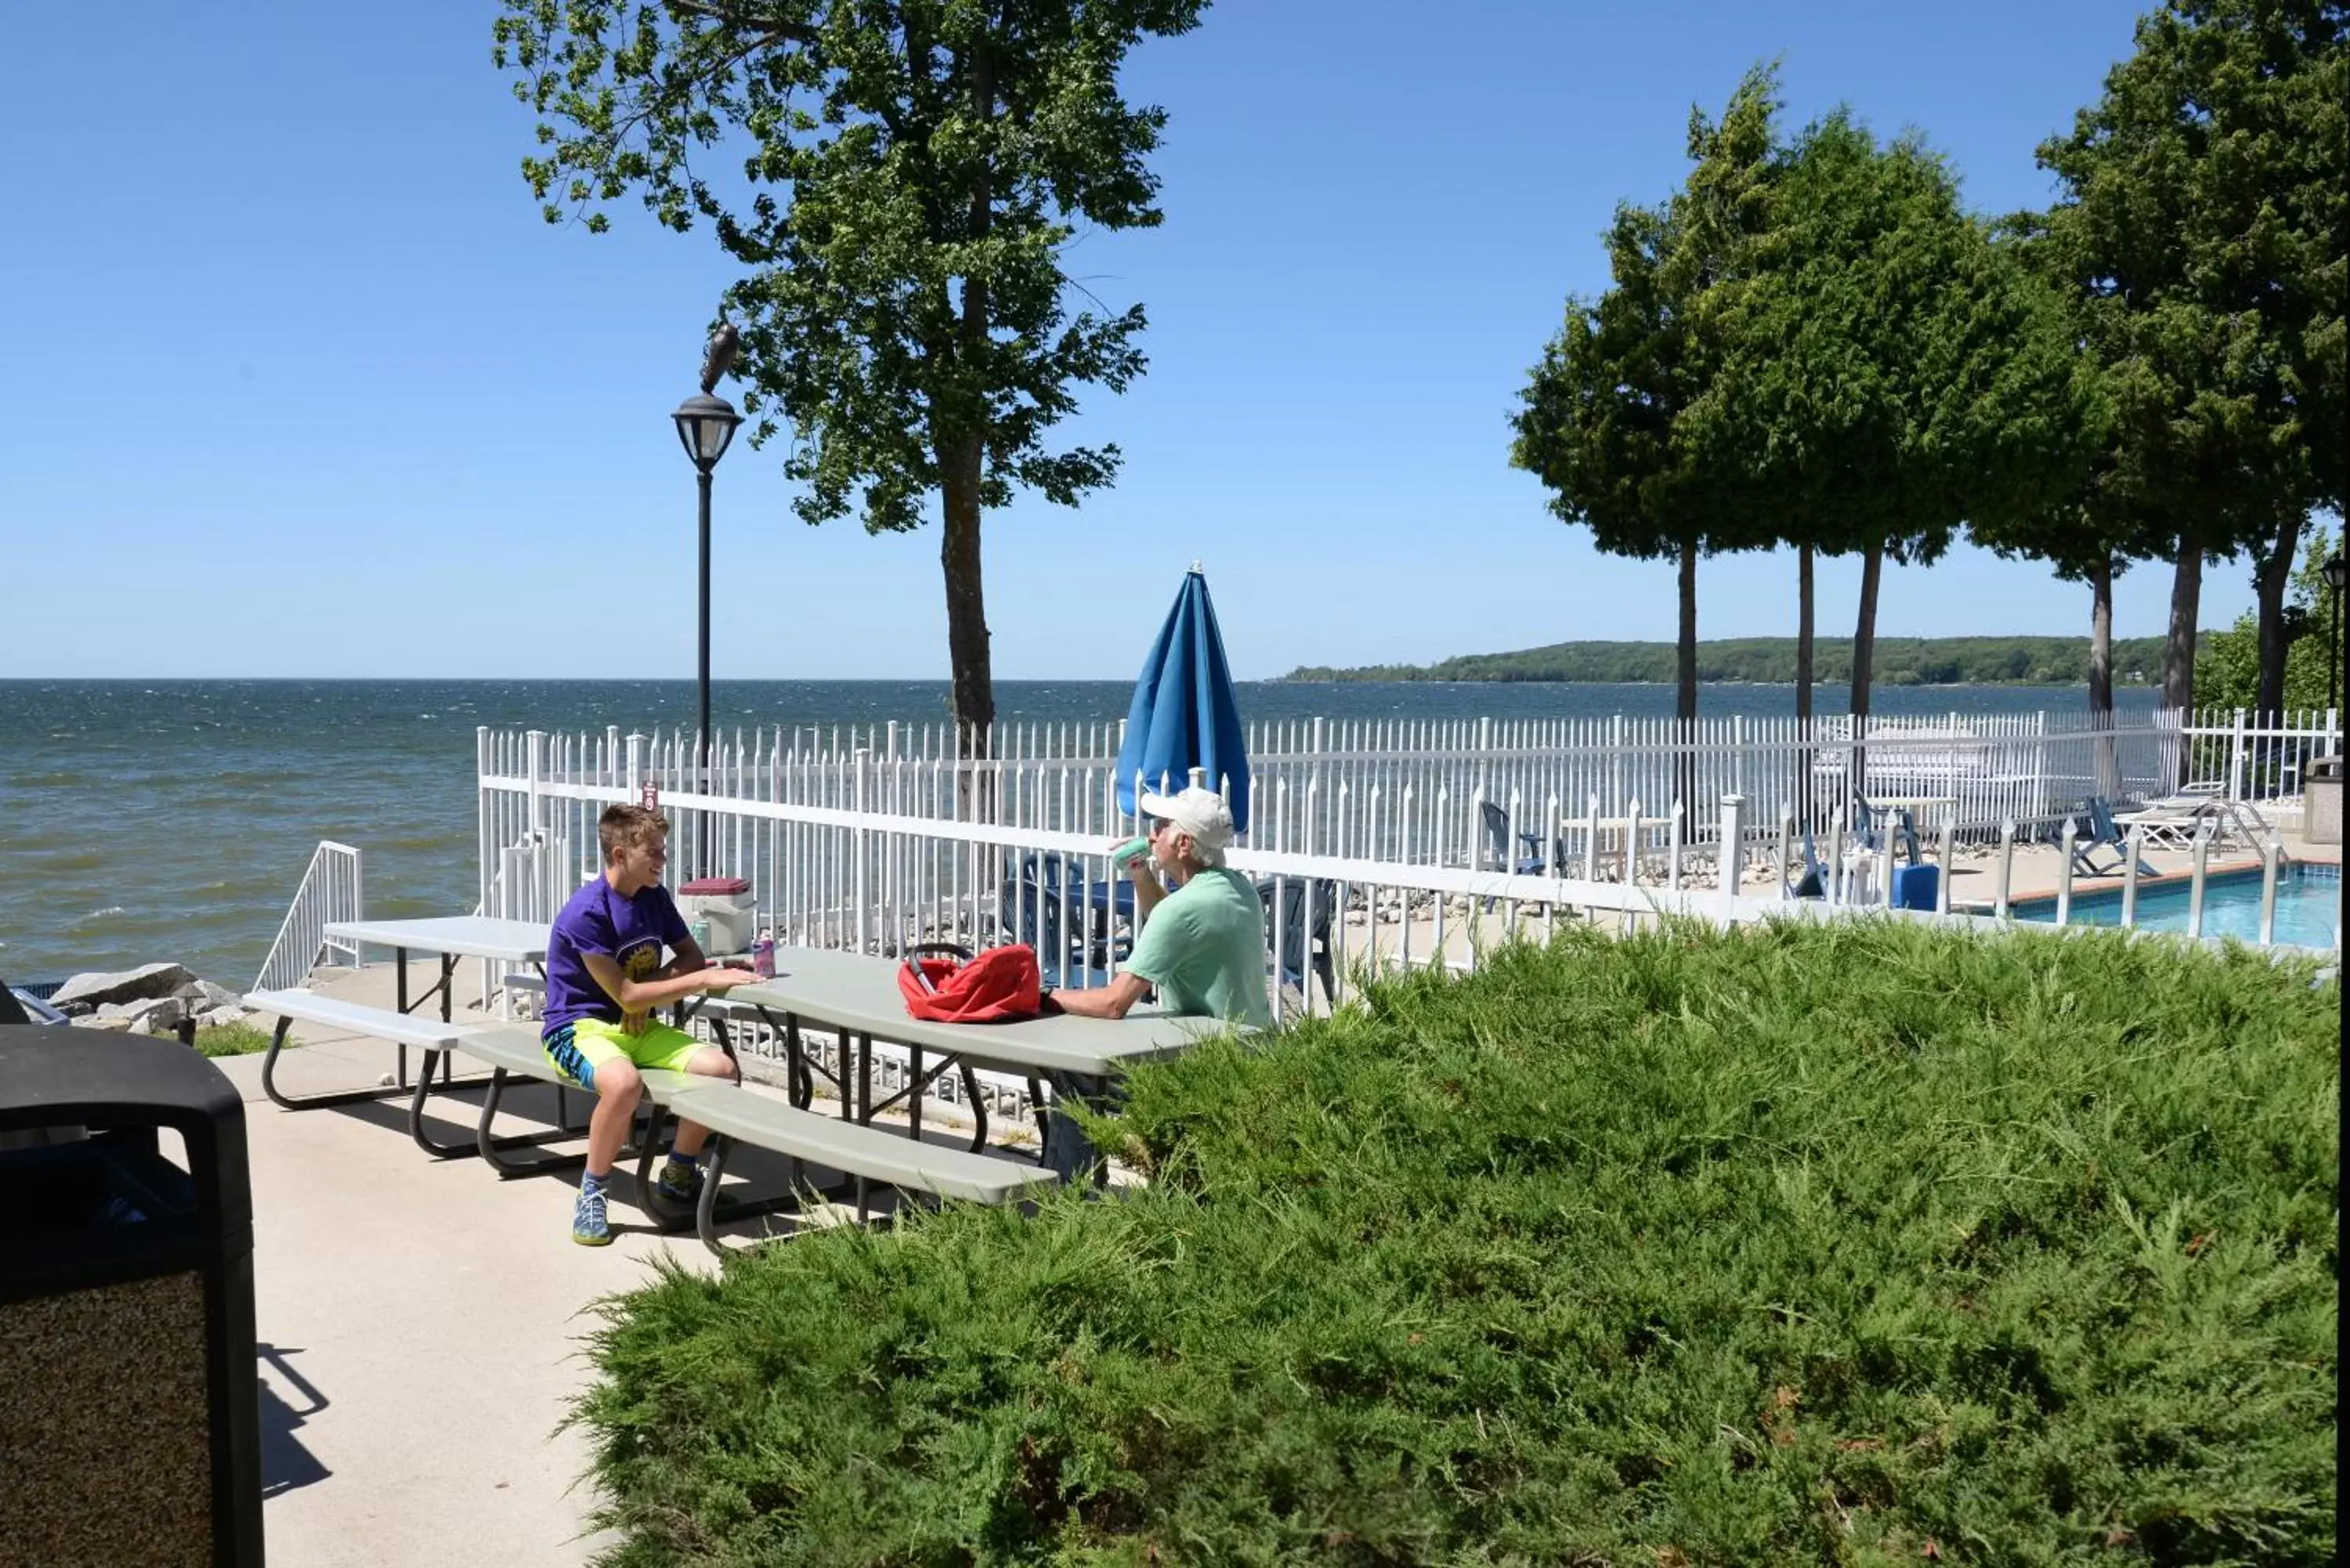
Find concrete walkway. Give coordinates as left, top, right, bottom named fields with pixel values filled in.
left=213, top=966, right=953, bottom=1567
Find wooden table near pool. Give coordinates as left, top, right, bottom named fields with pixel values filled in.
left=717, top=947, right=1233, bottom=1183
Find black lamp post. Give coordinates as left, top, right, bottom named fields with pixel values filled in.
left=2324, top=554, right=2345, bottom=714
left=671, top=374, right=742, bottom=777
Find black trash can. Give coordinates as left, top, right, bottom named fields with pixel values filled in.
left=0, top=1026, right=263, bottom=1567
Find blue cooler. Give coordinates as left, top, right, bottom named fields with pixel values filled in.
left=1889, top=863, right=1940, bottom=912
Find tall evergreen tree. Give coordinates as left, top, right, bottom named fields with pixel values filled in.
left=2035, top=0, right=2347, bottom=717
left=1708, top=113, right=2092, bottom=731
left=1511, top=68, right=1781, bottom=742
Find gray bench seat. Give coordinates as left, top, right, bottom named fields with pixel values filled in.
left=244, top=990, right=588, bottom=1164
left=244, top=988, right=497, bottom=1128
left=663, top=1079, right=1061, bottom=1254
left=456, top=1022, right=1059, bottom=1251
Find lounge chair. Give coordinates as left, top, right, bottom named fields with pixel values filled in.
left=2072, top=797, right=2154, bottom=879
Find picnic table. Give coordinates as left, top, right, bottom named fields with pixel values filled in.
left=716, top=947, right=1230, bottom=1183
left=314, top=915, right=551, bottom=1095
left=320, top=915, right=550, bottom=1022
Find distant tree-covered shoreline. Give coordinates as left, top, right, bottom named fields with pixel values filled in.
left=1283, top=634, right=2191, bottom=686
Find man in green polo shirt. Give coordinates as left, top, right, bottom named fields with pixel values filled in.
left=1051, top=786, right=1273, bottom=1028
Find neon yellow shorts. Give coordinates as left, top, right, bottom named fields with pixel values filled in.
left=542, top=1016, right=706, bottom=1090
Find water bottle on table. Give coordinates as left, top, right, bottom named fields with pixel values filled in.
left=751, top=927, right=776, bottom=977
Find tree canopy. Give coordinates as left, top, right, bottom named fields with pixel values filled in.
left=2031, top=0, right=2347, bottom=715
left=1707, top=110, right=2095, bottom=725
left=494, top=0, right=1206, bottom=736
left=1509, top=68, right=1781, bottom=725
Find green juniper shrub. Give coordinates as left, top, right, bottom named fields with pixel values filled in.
left=573, top=919, right=2337, bottom=1566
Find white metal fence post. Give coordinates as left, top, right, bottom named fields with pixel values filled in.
left=1717, top=795, right=1744, bottom=928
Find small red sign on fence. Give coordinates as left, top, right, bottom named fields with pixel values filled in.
left=639, top=779, right=660, bottom=811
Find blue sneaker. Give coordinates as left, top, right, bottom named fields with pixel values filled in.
left=653, top=1156, right=703, bottom=1208
left=572, top=1183, right=613, bottom=1247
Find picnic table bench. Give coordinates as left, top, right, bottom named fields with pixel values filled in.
left=457, top=1024, right=1058, bottom=1252
left=244, top=988, right=588, bottom=1163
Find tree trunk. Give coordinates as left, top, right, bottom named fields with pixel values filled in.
left=1848, top=542, right=1883, bottom=809
left=2088, top=555, right=2118, bottom=797
left=1795, top=543, right=1814, bottom=722
left=2251, top=512, right=2302, bottom=719
left=1676, top=536, right=1698, bottom=811
left=1849, top=543, right=1882, bottom=725
left=2162, top=535, right=2201, bottom=790
left=942, top=37, right=997, bottom=766
left=2087, top=555, right=2116, bottom=717
left=939, top=450, right=995, bottom=745
left=1676, top=537, right=1699, bottom=724
left=2162, top=534, right=2200, bottom=711
left=1795, top=542, right=1815, bottom=826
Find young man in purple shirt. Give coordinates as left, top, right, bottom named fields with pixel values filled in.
left=542, top=803, right=758, bottom=1245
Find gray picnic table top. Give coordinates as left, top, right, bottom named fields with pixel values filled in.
left=323, top=916, right=550, bottom=964
left=724, top=946, right=1231, bottom=1080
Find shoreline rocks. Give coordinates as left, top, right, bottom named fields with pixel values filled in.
left=52, top=965, right=250, bottom=1038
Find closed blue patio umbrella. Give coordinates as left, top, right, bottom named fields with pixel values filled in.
left=1115, top=565, right=1251, bottom=833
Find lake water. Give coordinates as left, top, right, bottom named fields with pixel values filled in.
left=2, top=679, right=2157, bottom=988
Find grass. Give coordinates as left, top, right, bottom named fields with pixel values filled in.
left=192, top=1021, right=278, bottom=1058
left=572, top=919, right=2338, bottom=1566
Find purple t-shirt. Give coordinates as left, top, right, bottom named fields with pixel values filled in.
left=542, top=876, right=690, bottom=1035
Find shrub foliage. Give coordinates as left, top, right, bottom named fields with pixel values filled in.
left=575, top=922, right=2337, bottom=1565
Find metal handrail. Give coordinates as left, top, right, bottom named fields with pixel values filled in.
left=251, top=841, right=363, bottom=993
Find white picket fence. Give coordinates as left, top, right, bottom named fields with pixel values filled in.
left=474, top=707, right=2341, bottom=981
left=476, top=706, right=2339, bottom=890
left=461, top=710, right=2340, bottom=1117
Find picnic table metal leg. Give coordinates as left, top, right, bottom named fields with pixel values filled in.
left=909, top=1046, right=921, bottom=1142
left=696, top=1134, right=732, bottom=1255
left=258, top=1013, right=440, bottom=1111
left=475, top=1068, right=613, bottom=1177
left=407, top=1051, right=476, bottom=1158
left=394, top=948, right=410, bottom=1090
left=1041, top=1070, right=1115, bottom=1190
left=855, top=1032, right=872, bottom=1124
left=786, top=1015, right=811, bottom=1109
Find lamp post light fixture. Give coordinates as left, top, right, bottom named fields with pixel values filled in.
left=671, top=388, right=742, bottom=776
left=2324, top=554, right=2345, bottom=714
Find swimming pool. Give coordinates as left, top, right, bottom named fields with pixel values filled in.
left=2013, top=862, right=2341, bottom=948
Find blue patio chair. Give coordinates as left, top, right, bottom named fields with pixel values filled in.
left=1257, top=876, right=1338, bottom=1010
left=1850, top=793, right=1923, bottom=865
left=999, top=859, right=1121, bottom=988
left=1785, top=831, right=1827, bottom=900
left=2072, top=796, right=2153, bottom=879
left=1479, top=800, right=1549, bottom=876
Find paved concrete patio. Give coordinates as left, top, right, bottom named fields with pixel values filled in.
left=212, top=964, right=998, bottom=1567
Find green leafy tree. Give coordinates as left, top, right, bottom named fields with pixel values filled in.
left=1712, top=111, right=2093, bottom=732
left=1965, top=233, right=2147, bottom=725
left=1511, top=68, right=1781, bottom=737
left=2035, top=0, right=2347, bottom=718
left=2194, top=525, right=2347, bottom=710
left=493, top=0, right=1207, bottom=740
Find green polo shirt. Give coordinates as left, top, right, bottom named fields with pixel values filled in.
left=1124, top=866, right=1274, bottom=1028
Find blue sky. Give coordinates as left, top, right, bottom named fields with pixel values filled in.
left=0, top=0, right=2277, bottom=680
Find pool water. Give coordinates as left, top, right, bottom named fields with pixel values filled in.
left=2016, top=863, right=2341, bottom=948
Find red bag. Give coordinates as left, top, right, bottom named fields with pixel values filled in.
left=898, top=944, right=1043, bottom=1022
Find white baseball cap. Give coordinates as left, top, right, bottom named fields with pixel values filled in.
left=1138, top=786, right=1236, bottom=865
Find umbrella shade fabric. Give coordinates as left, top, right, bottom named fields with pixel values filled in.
left=1115, top=569, right=1251, bottom=833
